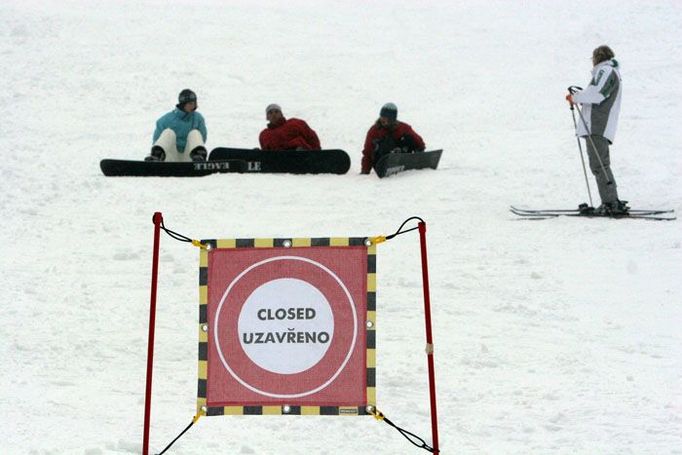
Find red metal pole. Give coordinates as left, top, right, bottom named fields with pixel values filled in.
left=143, top=212, right=163, bottom=455
left=418, top=221, right=440, bottom=453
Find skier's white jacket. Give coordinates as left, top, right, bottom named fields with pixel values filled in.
left=573, top=59, right=622, bottom=143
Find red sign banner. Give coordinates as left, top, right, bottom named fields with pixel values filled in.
left=197, top=238, right=376, bottom=416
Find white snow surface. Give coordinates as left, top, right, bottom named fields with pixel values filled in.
left=1, top=1, right=681, bottom=454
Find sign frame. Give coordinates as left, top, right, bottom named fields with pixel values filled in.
left=196, top=237, right=376, bottom=417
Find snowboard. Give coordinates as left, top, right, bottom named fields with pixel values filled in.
left=100, top=159, right=246, bottom=177
left=374, top=149, right=443, bottom=178
left=208, top=148, right=351, bottom=174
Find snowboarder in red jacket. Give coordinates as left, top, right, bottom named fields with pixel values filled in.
left=361, top=103, right=425, bottom=174
left=259, top=104, right=321, bottom=151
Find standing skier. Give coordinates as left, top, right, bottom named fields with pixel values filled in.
left=146, top=89, right=207, bottom=162
left=566, top=45, right=628, bottom=214
left=361, top=103, right=425, bottom=175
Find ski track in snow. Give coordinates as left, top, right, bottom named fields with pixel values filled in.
left=1, top=1, right=681, bottom=454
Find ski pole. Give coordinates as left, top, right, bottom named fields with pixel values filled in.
left=571, top=96, right=612, bottom=185
left=567, top=88, right=594, bottom=207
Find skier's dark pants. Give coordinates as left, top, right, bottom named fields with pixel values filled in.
left=586, top=135, right=619, bottom=205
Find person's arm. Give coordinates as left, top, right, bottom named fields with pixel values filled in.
left=197, top=114, right=207, bottom=142
left=306, top=127, right=321, bottom=150
left=361, top=127, right=375, bottom=174
left=285, top=136, right=312, bottom=150
left=573, top=66, right=617, bottom=105
left=285, top=119, right=320, bottom=150
left=299, top=120, right=321, bottom=150
left=407, top=126, right=425, bottom=151
left=398, top=123, right=426, bottom=151
left=152, top=115, right=165, bottom=143
left=258, top=129, right=269, bottom=150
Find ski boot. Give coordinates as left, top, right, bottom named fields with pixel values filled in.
left=597, top=200, right=630, bottom=216
left=578, top=203, right=595, bottom=215
left=609, top=200, right=630, bottom=215
left=145, top=146, right=166, bottom=162
left=190, top=146, right=207, bottom=162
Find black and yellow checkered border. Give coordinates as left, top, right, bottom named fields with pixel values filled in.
left=196, top=237, right=377, bottom=417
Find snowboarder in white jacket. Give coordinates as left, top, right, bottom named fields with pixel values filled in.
left=566, top=45, right=627, bottom=214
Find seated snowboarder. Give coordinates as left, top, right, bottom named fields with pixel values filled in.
left=361, top=103, right=425, bottom=174
left=145, top=89, right=207, bottom=162
left=258, top=104, right=321, bottom=151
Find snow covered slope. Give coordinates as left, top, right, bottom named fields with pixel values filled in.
left=1, top=1, right=681, bottom=453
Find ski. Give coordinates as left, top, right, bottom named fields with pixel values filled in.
left=510, top=205, right=674, bottom=216
left=511, top=210, right=676, bottom=219
left=510, top=206, right=675, bottom=221
left=513, top=213, right=676, bottom=221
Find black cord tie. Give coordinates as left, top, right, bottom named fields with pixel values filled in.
left=373, top=410, right=435, bottom=453
left=155, top=217, right=207, bottom=249
left=155, top=416, right=199, bottom=455
left=385, top=216, right=424, bottom=240
left=159, top=218, right=193, bottom=243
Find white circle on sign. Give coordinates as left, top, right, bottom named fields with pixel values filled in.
left=238, top=278, right=334, bottom=374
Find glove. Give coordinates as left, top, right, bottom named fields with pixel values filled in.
left=565, top=94, right=574, bottom=105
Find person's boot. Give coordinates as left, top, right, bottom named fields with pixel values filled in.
left=611, top=200, right=630, bottom=215
left=601, top=200, right=630, bottom=216
left=190, top=146, right=207, bottom=162
left=595, top=203, right=608, bottom=215
left=145, top=146, right=166, bottom=162
left=578, top=203, right=595, bottom=215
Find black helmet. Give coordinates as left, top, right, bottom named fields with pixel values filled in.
left=379, top=102, right=398, bottom=122
left=177, top=89, right=197, bottom=109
